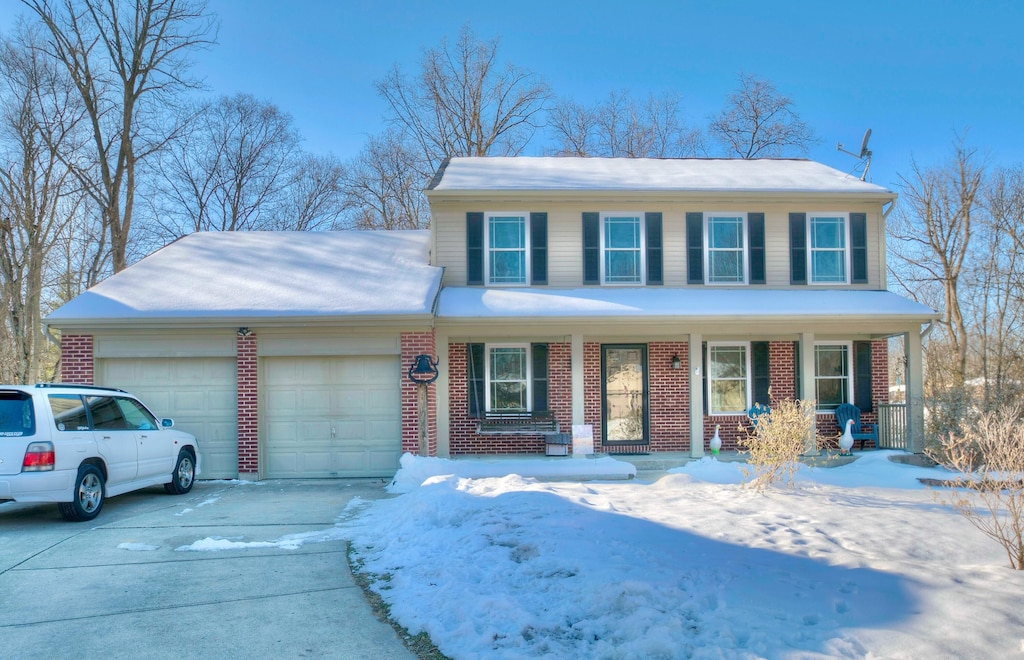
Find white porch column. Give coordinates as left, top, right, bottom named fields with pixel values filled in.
left=571, top=333, right=585, bottom=426
left=905, top=328, right=926, bottom=454
left=798, top=332, right=819, bottom=455
left=435, top=330, right=450, bottom=457
left=689, top=333, right=705, bottom=458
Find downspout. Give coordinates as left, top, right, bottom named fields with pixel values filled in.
left=882, top=200, right=896, bottom=220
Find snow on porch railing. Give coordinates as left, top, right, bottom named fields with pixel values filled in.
left=877, top=403, right=908, bottom=450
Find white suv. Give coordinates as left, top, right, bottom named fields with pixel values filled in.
left=0, top=384, right=200, bottom=521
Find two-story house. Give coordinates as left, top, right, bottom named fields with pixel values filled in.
left=46, top=157, right=937, bottom=479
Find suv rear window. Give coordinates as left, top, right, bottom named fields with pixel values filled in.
left=0, top=391, right=35, bottom=437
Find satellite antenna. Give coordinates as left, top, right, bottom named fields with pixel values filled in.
left=836, top=128, right=872, bottom=181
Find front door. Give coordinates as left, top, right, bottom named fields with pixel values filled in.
left=601, top=345, right=648, bottom=447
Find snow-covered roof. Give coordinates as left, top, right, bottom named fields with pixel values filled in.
left=46, top=230, right=443, bottom=325
left=436, top=287, right=936, bottom=322
left=427, top=157, right=893, bottom=196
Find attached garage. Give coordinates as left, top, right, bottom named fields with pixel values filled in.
left=46, top=230, right=443, bottom=480
left=96, top=357, right=239, bottom=479
left=263, top=355, right=401, bottom=478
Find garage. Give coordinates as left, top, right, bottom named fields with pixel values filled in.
left=263, top=355, right=402, bottom=478
left=97, top=357, right=239, bottom=479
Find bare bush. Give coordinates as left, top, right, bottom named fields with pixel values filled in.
left=739, top=397, right=821, bottom=490
left=926, top=406, right=1024, bottom=570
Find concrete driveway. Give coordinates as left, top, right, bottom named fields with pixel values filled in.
left=0, top=479, right=414, bottom=659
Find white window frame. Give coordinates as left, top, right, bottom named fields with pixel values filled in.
left=704, top=212, right=748, bottom=285
left=807, top=213, right=850, bottom=285
left=599, top=212, right=646, bottom=285
left=814, top=341, right=853, bottom=411
left=485, top=210, right=532, bottom=282
left=707, top=341, right=751, bottom=415
left=484, top=343, right=532, bottom=412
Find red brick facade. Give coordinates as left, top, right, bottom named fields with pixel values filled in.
left=236, top=331, right=259, bottom=474
left=401, top=331, right=438, bottom=455
left=448, top=338, right=889, bottom=455
left=60, top=334, right=94, bottom=384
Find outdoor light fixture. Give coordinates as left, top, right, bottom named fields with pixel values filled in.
left=671, top=354, right=681, bottom=370
left=408, top=354, right=439, bottom=384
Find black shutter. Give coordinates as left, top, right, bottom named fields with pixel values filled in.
left=687, top=212, right=704, bottom=284
left=794, top=340, right=802, bottom=400
left=789, top=213, right=807, bottom=285
left=854, top=341, right=873, bottom=412
left=748, top=212, right=766, bottom=284
left=751, top=341, right=770, bottom=406
left=531, top=343, right=549, bottom=412
left=583, top=212, right=600, bottom=284
left=850, top=212, right=868, bottom=284
left=467, top=212, right=484, bottom=285
left=531, top=212, right=548, bottom=285
left=468, top=343, right=485, bottom=417
left=646, top=212, right=663, bottom=285
left=701, top=342, right=708, bottom=415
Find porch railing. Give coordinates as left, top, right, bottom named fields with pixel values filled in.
left=877, top=403, right=908, bottom=450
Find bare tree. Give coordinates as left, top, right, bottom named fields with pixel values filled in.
left=548, top=90, right=703, bottom=158
left=0, top=25, right=84, bottom=382
left=24, top=0, right=215, bottom=271
left=891, top=137, right=983, bottom=387
left=708, top=73, right=816, bottom=159
left=927, top=405, right=1024, bottom=570
left=376, top=25, right=552, bottom=177
left=342, top=130, right=429, bottom=230
left=156, top=93, right=301, bottom=237
left=271, top=152, right=347, bottom=231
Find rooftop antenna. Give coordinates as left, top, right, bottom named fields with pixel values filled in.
left=836, top=128, right=872, bottom=181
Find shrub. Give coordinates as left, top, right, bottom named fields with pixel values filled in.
left=926, top=404, right=1024, bottom=570
left=739, top=397, right=822, bottom=490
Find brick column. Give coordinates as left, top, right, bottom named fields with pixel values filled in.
left=60, top=334, right=94, bottom=384
left=401, top=331, right=437, bottom=456
left=236, top=330, right=259, bottom=478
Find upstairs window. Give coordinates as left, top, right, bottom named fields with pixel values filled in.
left=809, top=214, right=848, bottom=284
left=706, top=213, right=747, bottom=284
left=486, top=213, right=528, bottom=285
left=601, top=213, right=644, bottom=284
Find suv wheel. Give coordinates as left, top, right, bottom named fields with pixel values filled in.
left=59, top=464, right=105, bottom=522
left=164, top=450, right=195, bottom=495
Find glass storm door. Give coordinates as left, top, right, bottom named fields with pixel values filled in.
left=601, top=345, right=648, bottom=446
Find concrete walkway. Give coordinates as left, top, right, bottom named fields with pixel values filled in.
left=0, top=479, right=413, bottom=660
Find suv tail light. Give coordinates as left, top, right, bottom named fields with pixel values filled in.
left=22, top=441, right=55, bottom=471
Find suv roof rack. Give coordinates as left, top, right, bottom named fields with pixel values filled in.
left=34, top=383, right=127, bottom=393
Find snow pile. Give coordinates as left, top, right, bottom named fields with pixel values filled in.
left=342, top=451, right=1024, bottom=659
left=386, top=452, right=636, bottom=494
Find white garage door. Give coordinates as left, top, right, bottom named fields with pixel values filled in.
left=97, top=358, right=238, bottom=479
left=264, top=356, right=401, bottom=478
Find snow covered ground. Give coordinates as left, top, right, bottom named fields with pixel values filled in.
left=340, top=451, right=1024, bottom=659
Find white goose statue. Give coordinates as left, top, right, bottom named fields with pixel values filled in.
left=710, top=424, right=722, bottom=456
left=839, top=419, right=855, bottom=455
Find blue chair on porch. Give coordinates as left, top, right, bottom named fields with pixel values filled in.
left=748, top=403, right=771, bottom=429
left=834, top=403, right=877, bottom=450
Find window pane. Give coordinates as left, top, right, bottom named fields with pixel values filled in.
left=709, top=217, right=743, bottom=249
left=816, top=346, right=848, bottom=377
left=0, top=391, right=36, bottom=436
left=814, top=345, right=849, bottom=410
left=605, top=217, right=640, bottom=248
left=712, top=380, right=747, bottom=413
left=490, top=251, right=525, bottom=283
left=491, top=348, right=526, bottom=380
left=488, top=216, right=526, bottom=284
left=489, top=216, right=525, bottom=248
left=710, top=346, right=745, bottom=378
left=811, top=217, right=844, bottom=248
left=491, top=382, right=527, bottom=411
left=605, top=251, right=640, bottom=282
left=812, top=252, right=845, bottom=282
left=816, top=379, right=846, bottom=409
left=709, top=252, right=743, bottom=282
left=115, top=398, right=159, bottom=430
left=86, top=396, right=128, bottom=430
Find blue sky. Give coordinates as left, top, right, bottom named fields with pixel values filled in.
left=3, top=0, right=1023, bottom=190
